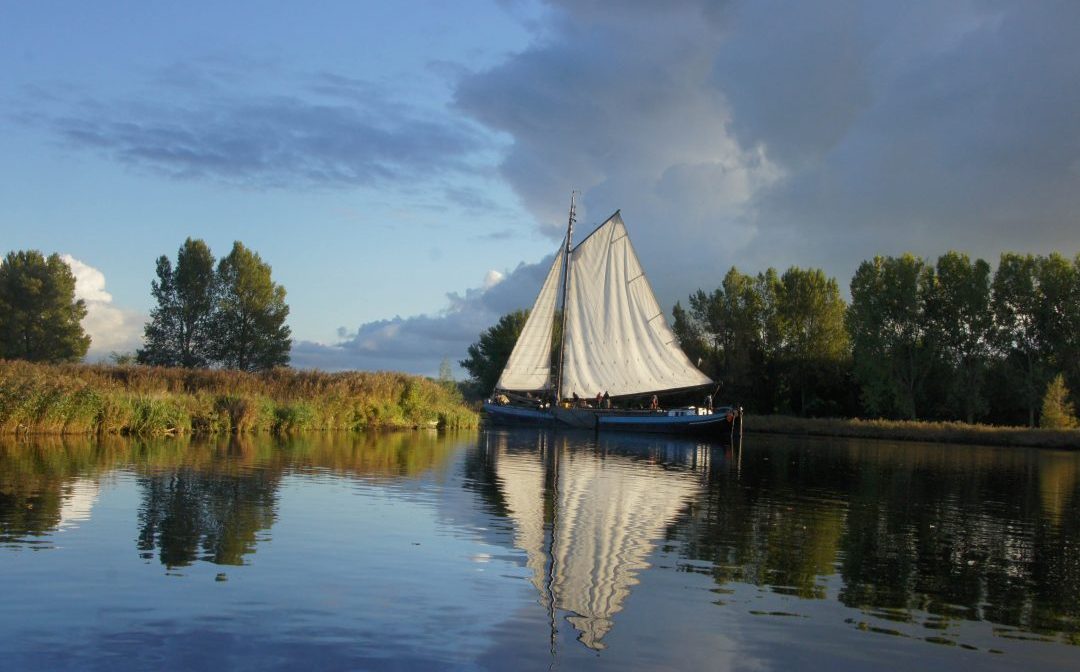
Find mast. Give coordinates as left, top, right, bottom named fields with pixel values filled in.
left=553, top=192, right=576, bottom=402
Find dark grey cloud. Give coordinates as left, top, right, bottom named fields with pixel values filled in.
left=456, top=0, right=1080, bottom=301
left=19, top=64, right=489, bottom=190
left=291, top=253, right=557, bottom=374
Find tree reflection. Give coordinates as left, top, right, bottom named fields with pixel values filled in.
left=0, top=437, right=121, bottom=544
left=675, top=435, right=1080, bottom=644
left=136, top=436, right=280, bottom=567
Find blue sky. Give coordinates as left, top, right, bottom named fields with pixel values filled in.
left=3, top=1, right=1079, bottom=374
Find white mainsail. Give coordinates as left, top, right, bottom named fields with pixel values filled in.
left=495, top=246, right=564, bottom=392
left=560, top=213, right=712, bottom=399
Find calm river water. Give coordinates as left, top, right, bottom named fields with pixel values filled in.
left=2, top=429, right=1079, bottom=670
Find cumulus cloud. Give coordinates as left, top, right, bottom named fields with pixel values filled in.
left=61, top=255, right=145, bottom=361
left=302, top=0, right=1080, bottom=377
left=456, top=0, right=1080, bottom=300
left=20, top=62, right=491, bottom=190
left=291, top=254, right=557, bottom=375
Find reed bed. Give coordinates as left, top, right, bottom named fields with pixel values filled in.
left=0, top=360, right=477, bottom=436
left=746, top=414, right=1080, bottom=449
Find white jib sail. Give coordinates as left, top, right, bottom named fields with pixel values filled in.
left=495, top=246, right=564, bottom=392
left=560, top=213, right=712, bottom=399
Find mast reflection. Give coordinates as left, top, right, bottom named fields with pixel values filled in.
left=484, top=430, right=707, bottom=650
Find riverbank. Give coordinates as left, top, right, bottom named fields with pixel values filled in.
left=0, top=360, right=477, bottom=436
left=746, top=414, right=1080, bottom=449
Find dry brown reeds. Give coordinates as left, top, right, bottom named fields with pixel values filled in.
left=746, top=414, right=1080, bottom=449
left=0, top=360, right=477, bottom=436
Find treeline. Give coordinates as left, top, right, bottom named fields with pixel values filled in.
left=0, top=239, right=291, bottom=371
left=672, top=251, right=1080, bottom=428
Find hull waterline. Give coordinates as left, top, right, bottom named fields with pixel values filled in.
left=483, top=403, right=737, bottom=440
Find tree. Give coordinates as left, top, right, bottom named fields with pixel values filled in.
left=671, top=301, right=710, bottom=372
left=460, top=310, right=529, bottom=395
left=775, top=267, right=849, bottom=416
left=848, top=254, right=935, bottom=419
left=138, top=238, right=218, bottom=367
left=438, top=357, right=455, bottom=384
left=1041, top=374, right=1078, bottom=429
left=0, top=250, right=90, bottom=362
left=924, top=252, right=993, bottom=423
left=1036, top=253, right=1080, bottom=403
left=992, top=253, right=1047, bottom=427
left=686, top=267, right=782, bottom=411
left=211, top=242, right=292, bottom=371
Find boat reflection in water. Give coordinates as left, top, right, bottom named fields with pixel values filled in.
left=481, top=429, right=714, bottom=651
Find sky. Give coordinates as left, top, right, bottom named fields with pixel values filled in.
left=2, top=1, right=1078, bottom=375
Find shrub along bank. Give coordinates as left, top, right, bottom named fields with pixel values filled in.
left=746, top=414, right=1080, bottom=449
left=0, top=360, right=477, bottom=436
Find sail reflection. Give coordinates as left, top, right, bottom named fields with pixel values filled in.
left=485, top=430, right=705, bottom=650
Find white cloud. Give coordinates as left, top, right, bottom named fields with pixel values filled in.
left=292, top=256, right=556, bottom=376
left=482, top=269, right=505, bottom=290
left=61, top=255, right=145, bottom=361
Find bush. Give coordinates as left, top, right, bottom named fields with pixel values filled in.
left=1041, top=374, right=1079, bottom=430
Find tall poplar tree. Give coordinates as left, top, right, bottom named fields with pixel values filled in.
left=1036, top=253, right=1080, bottom=399
left=138, top=238, right=218, bottom=367
left=775, top=267, right=849, bottom=416
left=211, top=242, right=292, bottom=371
left=992, top=253, right=1046, bottom=427
left=0, top=250, right=90, bottom=362
left=924, top=252, right=993, bottom=423
left=848, top=254, right=934, bottom=420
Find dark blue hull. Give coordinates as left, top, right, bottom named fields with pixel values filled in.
left=483, top=403, right=737, bottom=440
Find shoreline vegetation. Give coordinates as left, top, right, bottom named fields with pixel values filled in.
left=0, top=360, right=477, bottom=436
left=747, top=414, right=1080, bottom=449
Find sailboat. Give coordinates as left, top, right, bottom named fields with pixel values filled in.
left=483, top=195, right=740, bottom=438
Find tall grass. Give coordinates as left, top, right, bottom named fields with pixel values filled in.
left=747, top=414, right=1080, bottom=449
left=0, top=360, right=477, bottom=436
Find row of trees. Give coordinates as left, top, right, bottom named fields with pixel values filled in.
left=671, top=251, right=1080, bottom=426
left=0, top=240, right=290, bottom=372
left=138, top=238, right=291, bottom=371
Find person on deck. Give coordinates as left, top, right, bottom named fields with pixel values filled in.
left=603, top=391, right=611, bottom=409
left=650, top=394, right=659, bottom=411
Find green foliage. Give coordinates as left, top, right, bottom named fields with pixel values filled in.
left=109, top=351, right=137, bottom=366
left=138, top=239, right=291, bottom=372
left=0, top=250, right=90, bottom=362
left=848, top=254, right=935, bottom=420
left=1041, top=374, right=1078, bottom=430
left=683, top=267, right=779, bottom=410
left=460, top=309, right=529, bottom=396
left=673, top=266, right=850, bottom=416
left=212, top=242, right=292, bottom=371
left=992, top=253, right=1046, bottom=426
left=924, top=252, right=993, bottom=423
left=775, top=267, right=849, bottom=415
left=1035, top=254, right=1080, bottom=418
left=988, top=253, right=1080, bottom=426
left=139, top=238, right=218, bottom=367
